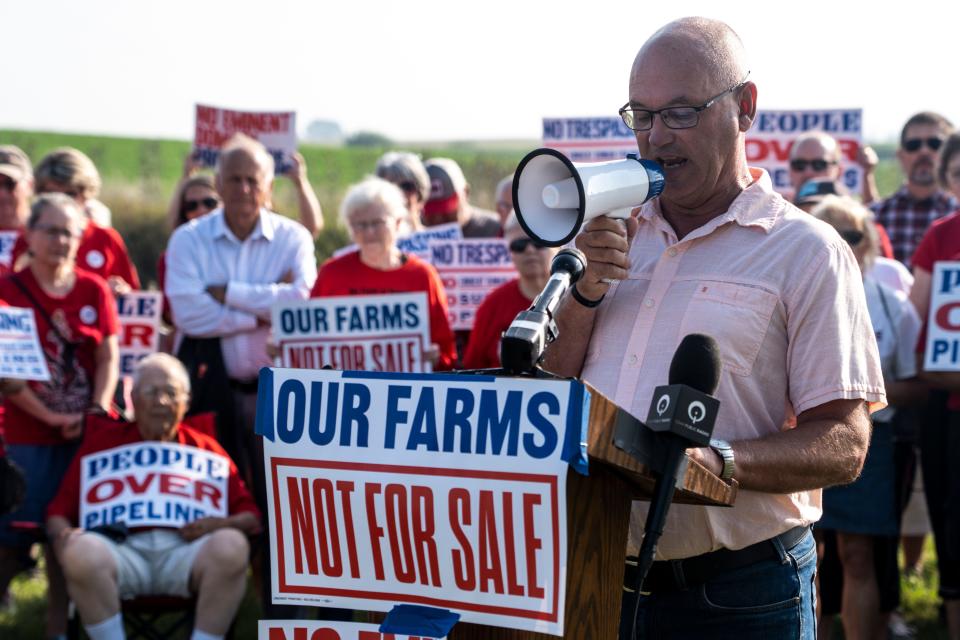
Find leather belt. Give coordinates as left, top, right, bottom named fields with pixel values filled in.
left=624, top=525, right=810, bottom=594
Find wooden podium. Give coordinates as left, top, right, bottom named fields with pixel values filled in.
left=447, top=382, right=737, bottom=639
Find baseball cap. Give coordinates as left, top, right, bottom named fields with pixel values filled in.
left=0, top=145, right=32, bottom=182
left=424, top=158, right=467, bottom=218
left=794, top=177, right=849, bottom=207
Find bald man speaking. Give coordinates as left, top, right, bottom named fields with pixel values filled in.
left=542, top=17, right=885, bottom=639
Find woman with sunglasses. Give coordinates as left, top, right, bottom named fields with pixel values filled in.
left=0, top=193, right=119, bottom=638
left=810, top=195, right=924, bottom=640
left=462, top=213, right=557, bottom=369
left=907, top=132, right=960, bottom=640
left=310, top=177, right=456, bottom=370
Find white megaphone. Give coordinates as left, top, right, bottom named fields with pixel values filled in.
left=512, top=148, right=665, bottom=247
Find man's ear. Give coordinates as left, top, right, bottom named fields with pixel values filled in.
left=737, top=82, right=758, bottom=133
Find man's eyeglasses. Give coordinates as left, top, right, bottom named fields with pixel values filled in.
left=183, top=197, right=219, bottom=214
left=349, top=218, right=388, bottom=232
left=838, top=229, right=865, bottom=247
left=398, top=181, right=420, bottom=196
left=789, top=159, right=837, bottom=172
left=619, top=72, right=750, bottom=132
left=509, top=237, right=545, bottom=253
left=902, top=137, right=944, bottom=153
left=0, top=176, right=15, bottom=192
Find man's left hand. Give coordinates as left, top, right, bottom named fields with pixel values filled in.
left=205, top=285, right=227, bottom=304
left=180, top=516, right=226, bottom=541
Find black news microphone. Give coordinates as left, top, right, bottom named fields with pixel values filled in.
left=632, top=334, right=722, bottom=594
left=500, top=248, right=586, bottom=374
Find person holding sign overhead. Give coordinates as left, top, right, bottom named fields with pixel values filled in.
left=0, top=146, right=33, bottom=278
left=47, top=354, right=260, bottom=640
left=462, top=212, right=557, bottom=369
left=907, top=132, right=960, bottom=640
left=312, top=177, right=456, bottom=370
left=0, top=193, right=120, bottom=638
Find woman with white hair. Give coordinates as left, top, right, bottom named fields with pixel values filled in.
left=311, top=177, right=456, bottom=369
left=811, top=195, right=925, bottom=640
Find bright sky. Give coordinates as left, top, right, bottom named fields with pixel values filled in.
left=6, top=0, right=958, bottom=144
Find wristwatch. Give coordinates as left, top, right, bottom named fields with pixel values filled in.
left=709, top=439, right=735, bottom=480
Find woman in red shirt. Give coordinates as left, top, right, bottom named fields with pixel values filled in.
left=12, top=148, right=140, bottom=294
left=462, top=213, right=557, bottom=369
left=311, top=177, right=456, bottom=370
left=0, top=193, right=119, bottom=637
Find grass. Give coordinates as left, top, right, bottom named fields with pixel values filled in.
left=0, top=540, right=952, bottom=638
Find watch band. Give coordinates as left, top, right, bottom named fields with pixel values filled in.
left=709, top=439, right=735, bottom=481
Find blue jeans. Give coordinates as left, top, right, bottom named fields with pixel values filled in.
left=625, top=529, right=818, bottom=639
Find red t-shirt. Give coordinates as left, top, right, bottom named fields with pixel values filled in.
left=462, top=279, right=532, bottom=369
left=910, top=210, right=960, bottom=409
left=47, top=420, right=261, bottom=529
left=13, top=223, right=140, bottom=290
left=311, top=251, right=457, bottom=370
left=0, top=269, right=119, bottom=445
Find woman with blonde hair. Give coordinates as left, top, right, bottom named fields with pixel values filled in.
left=812, top=195, right=925, bottom=640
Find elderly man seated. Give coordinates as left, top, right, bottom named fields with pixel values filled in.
left=46, top=353, right=261, bottom=640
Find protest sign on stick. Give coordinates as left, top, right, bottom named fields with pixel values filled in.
left=925, top=261, right=960, bottom=371
left=426, top=239, right=517, bottom=331
left=194, top=103, right=297, bottom=173
left=0, top=306, right=50, bottom=381
left=117, top=291, right=162, bottom=376
left=272, top=293, right=431, bottom=373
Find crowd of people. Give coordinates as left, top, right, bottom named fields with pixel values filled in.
left=0, top=17, right=959, bottom=638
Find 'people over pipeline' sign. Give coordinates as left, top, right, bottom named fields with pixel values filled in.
left=259, top=620, right=444, bottom=640
left=255, top=368, right=590, bottom=636
left=272, top=293, right=431, bottom=373
left=426, top=239, right=517, bottom=331
left=745, top=108, right=863, bottom=197
left=542, top=117, right=637, bottom=163
left=194, top=103, right=297, bottom=173
left=117, top=291, right=162, bottom=376
left=0, top=306, right=51, bottom=381
left=80, top=442, right=229, bottom=529
left=925, top=261, right=960, bottom=371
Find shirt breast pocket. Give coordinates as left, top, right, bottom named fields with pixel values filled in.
left=678, top=281, right=778, bottom=377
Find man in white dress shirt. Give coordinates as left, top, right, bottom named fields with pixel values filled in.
left=164, top=133, right=316, bottom=537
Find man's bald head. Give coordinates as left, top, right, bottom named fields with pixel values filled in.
left=632, top=17, right=748, bottom=91
left=217, top=133, right=275, bottom=183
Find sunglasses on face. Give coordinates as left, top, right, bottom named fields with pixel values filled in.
left=509, top=237, right=545, bottom=253
left=183, top=197, right=219, bottom=214
left=838, top=229, right=864, bottom=247
left=789, top=158, right=836, bottom=172
left=902, top=137, right=944, bottom=152
left=0, top=176, right=15, bottom=192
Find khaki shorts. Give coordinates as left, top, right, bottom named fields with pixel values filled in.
left=86, top=529, right=210, bottom=599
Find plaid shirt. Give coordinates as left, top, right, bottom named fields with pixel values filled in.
left=871, top=186, right=957, bottom=267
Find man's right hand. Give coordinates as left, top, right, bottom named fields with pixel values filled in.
left=573, top=215, right=639, bottom=300
left=48, top=412, right=84, bottom=440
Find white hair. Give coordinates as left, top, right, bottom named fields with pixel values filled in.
left=216, top=133, right=275, bottom=182
left=339, top=176, right=407, bottom=228
left=132, top=353, right=191, bottom=395
left=496, top=175, right=514, bottom=202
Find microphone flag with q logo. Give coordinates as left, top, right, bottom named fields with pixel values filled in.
left=645, top=385, right=719, bottom=446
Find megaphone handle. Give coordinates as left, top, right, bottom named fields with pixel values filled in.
left=599, top=210, right=633, bottom=284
